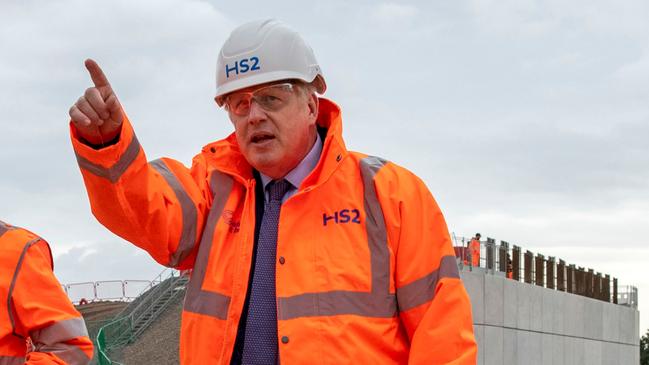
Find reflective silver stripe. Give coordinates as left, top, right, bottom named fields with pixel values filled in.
left=279, top=291, right=397, bottom=319
left=278, top=156, right=398, bottom=320
left=74, top=135, right=141, bottom=183
left=34, top=344, right=90, bottom=365
left=31, top=318, right=91, bottom=365
left=150, top=159, right=199, bottom=267
left=0, top=356, right=25, bottom=365
left=396, top=255, right=460, bottom=311
left=7, top=238, right=42, bottom=337
left=183, top=170, right=233, bottom=319
left=359, top=156, right=391, bottom=296
left=30, top=317, right=89, bottom=346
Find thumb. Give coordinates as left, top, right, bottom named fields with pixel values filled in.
left=105, top=94, right=123, bottom=124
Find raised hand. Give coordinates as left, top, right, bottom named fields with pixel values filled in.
left=69, top=59, right=124, bottom=146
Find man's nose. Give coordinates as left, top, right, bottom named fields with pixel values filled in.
left=246, top=100, right=267, bottom=124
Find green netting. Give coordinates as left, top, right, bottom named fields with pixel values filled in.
left=96, top=316, right=132, bottom=364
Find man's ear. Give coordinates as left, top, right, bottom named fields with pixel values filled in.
left=307, top=92, right=319, bottom=121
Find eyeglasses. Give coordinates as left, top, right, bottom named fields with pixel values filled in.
left=222, top=82, right=295, bottom=117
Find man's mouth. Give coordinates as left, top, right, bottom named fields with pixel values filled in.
left=250, top=132, right=275, bottom=144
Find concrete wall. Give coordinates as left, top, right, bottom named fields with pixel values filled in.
left=461, top=269, right=640, bottom=365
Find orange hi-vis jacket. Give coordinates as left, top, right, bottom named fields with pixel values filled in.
left=71, top=98, right=477, bottom=364
left=469, top=239, right=481, bottom=267
left=0, top=221, right=93, bottom=365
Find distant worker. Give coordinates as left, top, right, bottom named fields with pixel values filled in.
left=68, top=19, right=476, bottom=364
left=0, top=220, right=93, bottom=364
left=506, top=256, right=513, bottom=279
left=469, top=233, right=481, bottom=267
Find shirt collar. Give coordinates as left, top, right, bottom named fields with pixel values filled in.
left=260, top=132, right=323, bottom=190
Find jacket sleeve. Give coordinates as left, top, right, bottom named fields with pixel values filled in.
left=11, top=240, right=93, bottom=365
left=70, top=115, right=211, bottom=269
left=380, top=168, right=477, bottom=364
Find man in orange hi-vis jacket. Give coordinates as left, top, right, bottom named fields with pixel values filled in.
left=469, top=233, right=482, bottom=267
left=68, top=19, right=476, bottom=364
left=0, top=220, right=93, bottom=364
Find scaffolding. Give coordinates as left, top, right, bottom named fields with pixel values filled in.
left=451, top=234, right=638, bottom=308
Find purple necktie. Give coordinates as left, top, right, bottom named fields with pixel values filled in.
left=241, top=179, right=292, bottom=365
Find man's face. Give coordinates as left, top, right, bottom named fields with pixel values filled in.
left=225, top=82, right=319, bottom=179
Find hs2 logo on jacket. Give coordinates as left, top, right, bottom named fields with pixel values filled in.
left=322, top=209, right=361, bottom=226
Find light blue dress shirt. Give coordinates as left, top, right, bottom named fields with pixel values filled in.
left=259, top=133, right=323, bottom=204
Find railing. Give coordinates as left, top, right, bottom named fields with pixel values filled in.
left=111, top=268, right=176, bottom=318
left=452, top=234, right=638, bottom=308
left=62, top=280, right=152, bottom=304
left=617, top=285, right=638, bottom=307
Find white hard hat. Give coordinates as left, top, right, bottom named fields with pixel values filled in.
left=215, top=19, right=326, bottom=106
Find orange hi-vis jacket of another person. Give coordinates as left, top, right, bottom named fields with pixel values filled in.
left=0, top=221, right=93, bottom=365
left=469, top=239, right=481, bottom=267
left=71, top=98, right=477, bottom=364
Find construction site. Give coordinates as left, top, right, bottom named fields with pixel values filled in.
left=2, top=0, right=646, bottom=363
left=66, top=235, right=640, bottom=365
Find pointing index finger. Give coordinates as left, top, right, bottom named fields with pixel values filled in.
left=85, top=59, right=111, bottom=88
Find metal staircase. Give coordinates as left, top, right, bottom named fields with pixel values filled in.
left=95, top=268, right=188, bottom=365
left=130, top=274, right=187, bottom=339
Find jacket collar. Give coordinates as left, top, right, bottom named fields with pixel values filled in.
left=203, top=98, right=348, bottom=189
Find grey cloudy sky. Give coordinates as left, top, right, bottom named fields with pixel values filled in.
left=1, top=0, right=648, bottom=334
